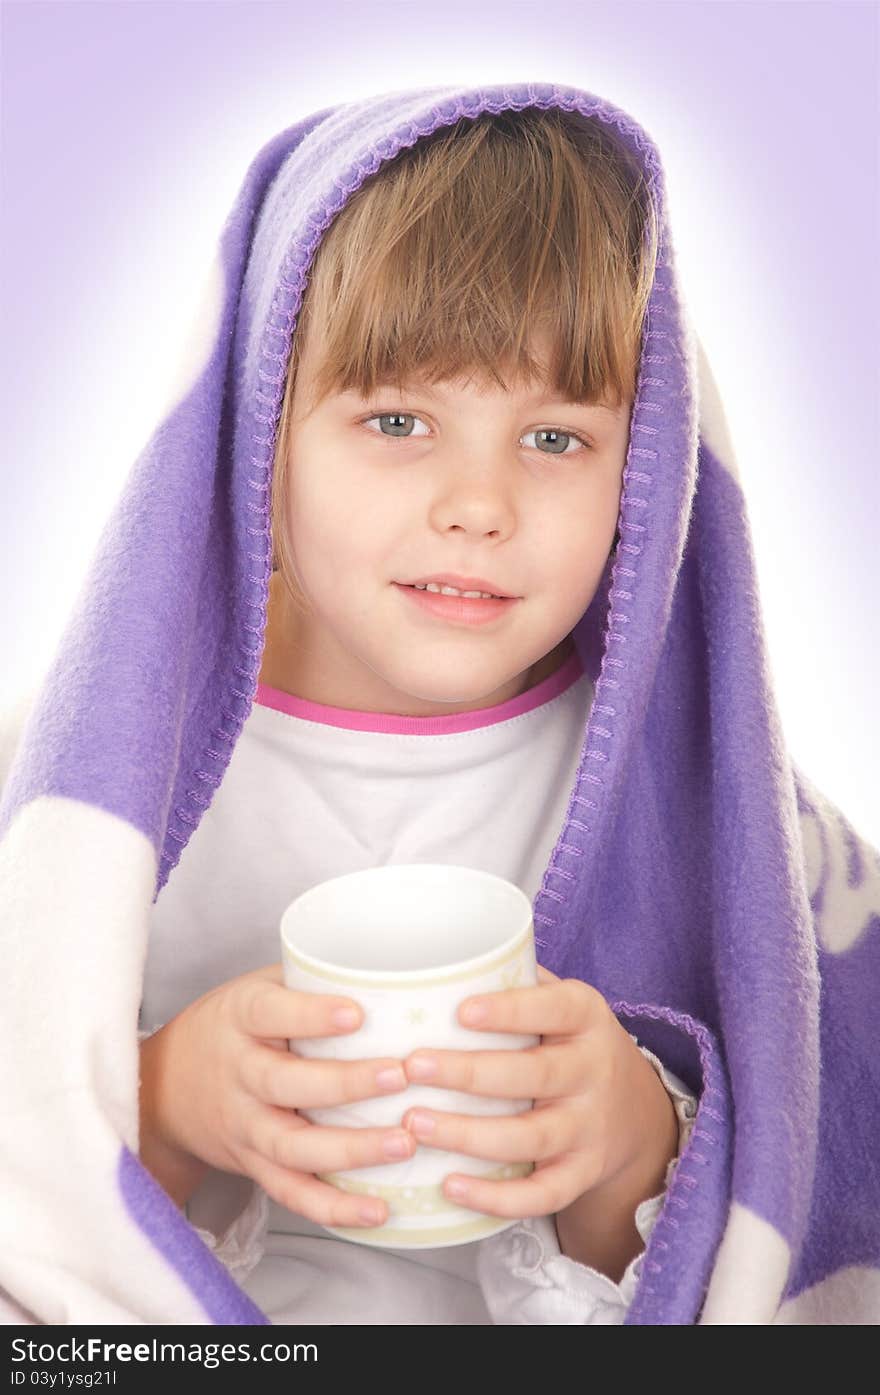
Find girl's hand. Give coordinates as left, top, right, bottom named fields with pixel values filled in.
left=399, top=965, right=677, bottom=1220
left=139, top=962, right=415, bottom=1229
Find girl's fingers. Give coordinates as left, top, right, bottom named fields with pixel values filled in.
left=231, top=968, right=368, bottom=1042
left=402, top=1100, right=589, bottom=1165
left=238, top=1145, right=391, bottom=1229
left=248, top=1104, right=417, bottom=1175
left=440, top=1154, right=587, bottom=1219
left=240, top=1044, right=410, bottom=1109
left=457, top=976, right=607, bottom=1038
left=404, top=1037, right=596, bottom=1100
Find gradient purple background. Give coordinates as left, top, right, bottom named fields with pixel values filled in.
left=1, top=0, right=877, bottom=843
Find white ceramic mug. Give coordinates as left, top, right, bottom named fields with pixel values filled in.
left=280, top=863, right=538, bottom=1249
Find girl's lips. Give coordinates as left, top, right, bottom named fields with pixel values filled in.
left=393, top=582, right=519, bottom=626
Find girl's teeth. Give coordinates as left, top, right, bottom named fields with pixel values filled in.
left=416, top=583, right=499, bottom=599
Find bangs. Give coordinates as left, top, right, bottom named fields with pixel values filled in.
left=289, top=105, right=658, bottom=414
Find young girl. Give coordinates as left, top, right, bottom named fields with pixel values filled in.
left=0, top=82, right=877, bottom=1327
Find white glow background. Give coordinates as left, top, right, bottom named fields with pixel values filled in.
left=1, top=0, right=877, bottom=843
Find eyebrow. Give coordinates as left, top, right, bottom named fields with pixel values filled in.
left=366, top=378, right=623, bottom=416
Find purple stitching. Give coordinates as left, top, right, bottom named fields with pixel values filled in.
left=157, top=83, right=671, bottom=917
left=547, top=865, right=575, bottom=881
left=611, top=1001, right=727, bottom=1307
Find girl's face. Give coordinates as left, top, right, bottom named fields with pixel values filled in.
left=265, top=327, right=633, bottom=716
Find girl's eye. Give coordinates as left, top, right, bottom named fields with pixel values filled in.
left=363, top=412, right=430, bottom=439
left=521, top=428, right=590, bottom=456
left=362, top=412, right=592, bottom=455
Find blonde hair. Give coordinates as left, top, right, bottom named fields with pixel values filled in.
left=270, top=106, right=659, bottom=610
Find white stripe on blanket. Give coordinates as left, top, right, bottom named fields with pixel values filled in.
left=0, top=796, right=210, bottom=1323
left=699, top=1202, right=790, bottom=1324
left=774, top=1266, right=880, bottom=1325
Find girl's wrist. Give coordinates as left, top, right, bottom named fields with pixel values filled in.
left=138, top=1026, right=210, bottom=1209
left=554, top=1046, right=680, bottom=1282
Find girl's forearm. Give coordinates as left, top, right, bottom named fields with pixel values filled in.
left=138, top=1029, right=210, bottom=1210
left=554, top=1087, right=679, bottom=1284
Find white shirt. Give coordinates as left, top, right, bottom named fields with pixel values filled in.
left=140, top=647, right=697, bottom=1323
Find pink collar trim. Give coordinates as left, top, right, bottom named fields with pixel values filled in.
left=254, top=648, right=585, bottom=735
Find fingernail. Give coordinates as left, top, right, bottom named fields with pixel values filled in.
left=407, top=1110, right=435, bottom=1137
left=332, top=1007, right=360, bottom=1029
left=407, top=1054, right=438, bottom=1081
left=376, top=1066, right=407, bottom=1091
left=383, top=1131, right=413, bottom=1158
left=460, top=1000, right=488, bottom=1025
left=446, top=1178, right=470, bottom=1199
left=359, top=1203, right=383, bottom=1224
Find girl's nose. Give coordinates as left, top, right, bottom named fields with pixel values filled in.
left=428, top=459, right=517, bottom=540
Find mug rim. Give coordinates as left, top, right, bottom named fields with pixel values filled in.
left=280, top=863, right=534, bottom=984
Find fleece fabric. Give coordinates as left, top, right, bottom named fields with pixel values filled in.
left=140, top=662, right=696, bottom=1323
left=0, top=80, right=878, bottom=1325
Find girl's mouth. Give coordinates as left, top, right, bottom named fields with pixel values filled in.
left=393, top=583, right=519, bottom=626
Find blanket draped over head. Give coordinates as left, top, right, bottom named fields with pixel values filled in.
left=1, top=81, right=878, bottom=1326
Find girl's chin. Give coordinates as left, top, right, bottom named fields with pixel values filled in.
left=375, top=671, right=529, bottom=716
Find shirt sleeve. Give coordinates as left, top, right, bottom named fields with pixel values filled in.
left=185, top=1183, right=271, bottom=1285
left=475, top=1040, right=698, bottom=1324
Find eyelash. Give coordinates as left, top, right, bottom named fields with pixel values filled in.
left=358, top=409, right=594, bottom=455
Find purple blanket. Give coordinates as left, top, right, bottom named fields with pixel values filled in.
left=0, top=81, right=877, bottom=1325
